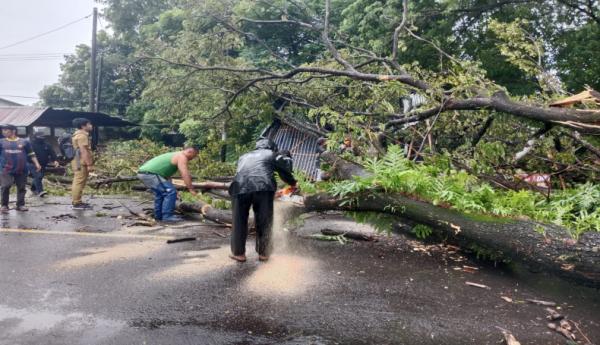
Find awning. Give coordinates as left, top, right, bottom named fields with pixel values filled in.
left=0, top=106, right=136, bottom=127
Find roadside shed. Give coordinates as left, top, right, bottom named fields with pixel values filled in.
left=0, top=106, right=135, bottom=148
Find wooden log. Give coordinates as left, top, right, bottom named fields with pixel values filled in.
left=177, top=201, right=252, bottom=228
left=303, top=192, right=600, bottom=287
left=131, top=183, right=231, bottom=194
left=172, top=179, right=230, bottom=191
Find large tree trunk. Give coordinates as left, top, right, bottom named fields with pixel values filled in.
left=304, top=192, right=600, bottom=287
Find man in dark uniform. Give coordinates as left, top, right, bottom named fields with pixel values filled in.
left=0, top=125, right=42, bottom=212
left=29, top=131, right=59, bottom=197
left=228, top=138, right=297, bottom=262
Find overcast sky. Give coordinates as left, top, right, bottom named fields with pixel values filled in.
left=0, top=0, right=105, bottom=105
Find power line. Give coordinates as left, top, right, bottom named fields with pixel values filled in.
left=0, top=53, right=69, bottom=56
left=0, top=14, right=92, bottom=51
left=0, top=94, right=130, bottom=106
left=0, top=56, right=65, bottom=62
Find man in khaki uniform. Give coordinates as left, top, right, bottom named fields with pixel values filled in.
left=71, top=118, right=94, bottom=210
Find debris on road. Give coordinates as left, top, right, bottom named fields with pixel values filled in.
left=465, top=281, right=491, bottom=290
left=49, top=214, right=77, bottom=221
left=545, top=308, right=564, bottom=321
left=166, top=237, right=197, bottom=244
left=320, top=228, right=374, bottom=241
left=526, top=299, right=557, bottom=307
left=547, top=321, right=577, bottom=340
left=495, top=327, right=521, bottom=345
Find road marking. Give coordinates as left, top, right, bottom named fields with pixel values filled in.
left=0, top=228, right=173, bottom=240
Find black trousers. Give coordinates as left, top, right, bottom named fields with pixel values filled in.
left=231, top=191, right=274, bottom=256
left=1, top=173, right=27, bottom=207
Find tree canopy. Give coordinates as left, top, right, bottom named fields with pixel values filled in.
left=40, top=0, right=600, bottom=180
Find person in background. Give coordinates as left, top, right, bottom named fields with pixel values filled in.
left=339, top=136, right=353, bottom=154
left=228, top=138, right=297, bottom=262
left=71, top=118, right=94, bottom=210
left=137, top=146, right=200, bottom=222
left=29, top=131, right=59, bottom=197
left=315, top=137, right=328, bottom=181
left=0, top=125, right=42, bottom=213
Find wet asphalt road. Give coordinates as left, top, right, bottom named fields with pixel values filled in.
left=0, top=196, right=599, bottom=345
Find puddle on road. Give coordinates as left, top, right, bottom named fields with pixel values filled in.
left=0, top=304, right=123, bottom=340
left=55, top=241, right=163, bottom=269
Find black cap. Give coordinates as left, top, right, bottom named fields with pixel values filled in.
left=3, top=124, right=17, bottom=131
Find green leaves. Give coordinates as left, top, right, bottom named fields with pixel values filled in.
left=327, top=145, right=600, bottom=238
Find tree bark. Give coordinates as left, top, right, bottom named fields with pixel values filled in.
left=320, top=151, right=372, bottom=180
left=303, top=192, right=600, bottom=287
left=178, top=201, right=234, bottom=226
left=177, top=201, right=255, bottom=229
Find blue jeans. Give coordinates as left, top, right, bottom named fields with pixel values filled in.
left=137, top=173, right=177, bottom=220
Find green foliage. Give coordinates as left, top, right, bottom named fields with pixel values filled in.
left=467, top=243, right=506, bottom=262
left=412, top=224, right=432, bottom=239
left=329, top=145, right=600, bottom=238
left=346, top=211, right=398, bottom=234
left=36, top=0, right=600, bottom=205
left=488, top=19, right=543, bottom=79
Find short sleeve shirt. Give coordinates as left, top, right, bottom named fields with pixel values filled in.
left=72, top=130, right=92, bottom=164
left=0, top=138, right=36, bottom=175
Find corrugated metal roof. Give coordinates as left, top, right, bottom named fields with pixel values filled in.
left=0, top=106, right=47, bottom=126
left=0, top=106, right=135, bottom=127
left=263, top=117, right=324, bottom=180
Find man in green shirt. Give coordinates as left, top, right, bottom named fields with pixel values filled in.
left=137, top=146, right=200, bottom=222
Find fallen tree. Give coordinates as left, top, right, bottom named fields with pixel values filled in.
left=303, top=191, right=600, bottom=287
left=315, top=151, right=600, bottom=286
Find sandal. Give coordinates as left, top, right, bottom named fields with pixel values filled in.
left=258, top=255, right=269, bottom=262
left=229, top=254, right=247, bottom=262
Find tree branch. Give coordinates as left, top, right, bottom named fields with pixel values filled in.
left=472, top=115, right=495, bottom=146
left=322, top=0, right=356, bottom=71
left=564, top=130, right=600, bottom=160
left=513, top=123, right=553, bottom=163
left=391, top=0, right=408, bottom=62
left=387, top=92, right=600, bottom=132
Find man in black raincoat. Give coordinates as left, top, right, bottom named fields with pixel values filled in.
left=228, top=138, right=297, bottom=262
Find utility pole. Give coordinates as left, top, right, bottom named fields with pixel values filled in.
left=95, top=54, right=103, bottom=113
left=89, top=7, right=97, bottom=112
